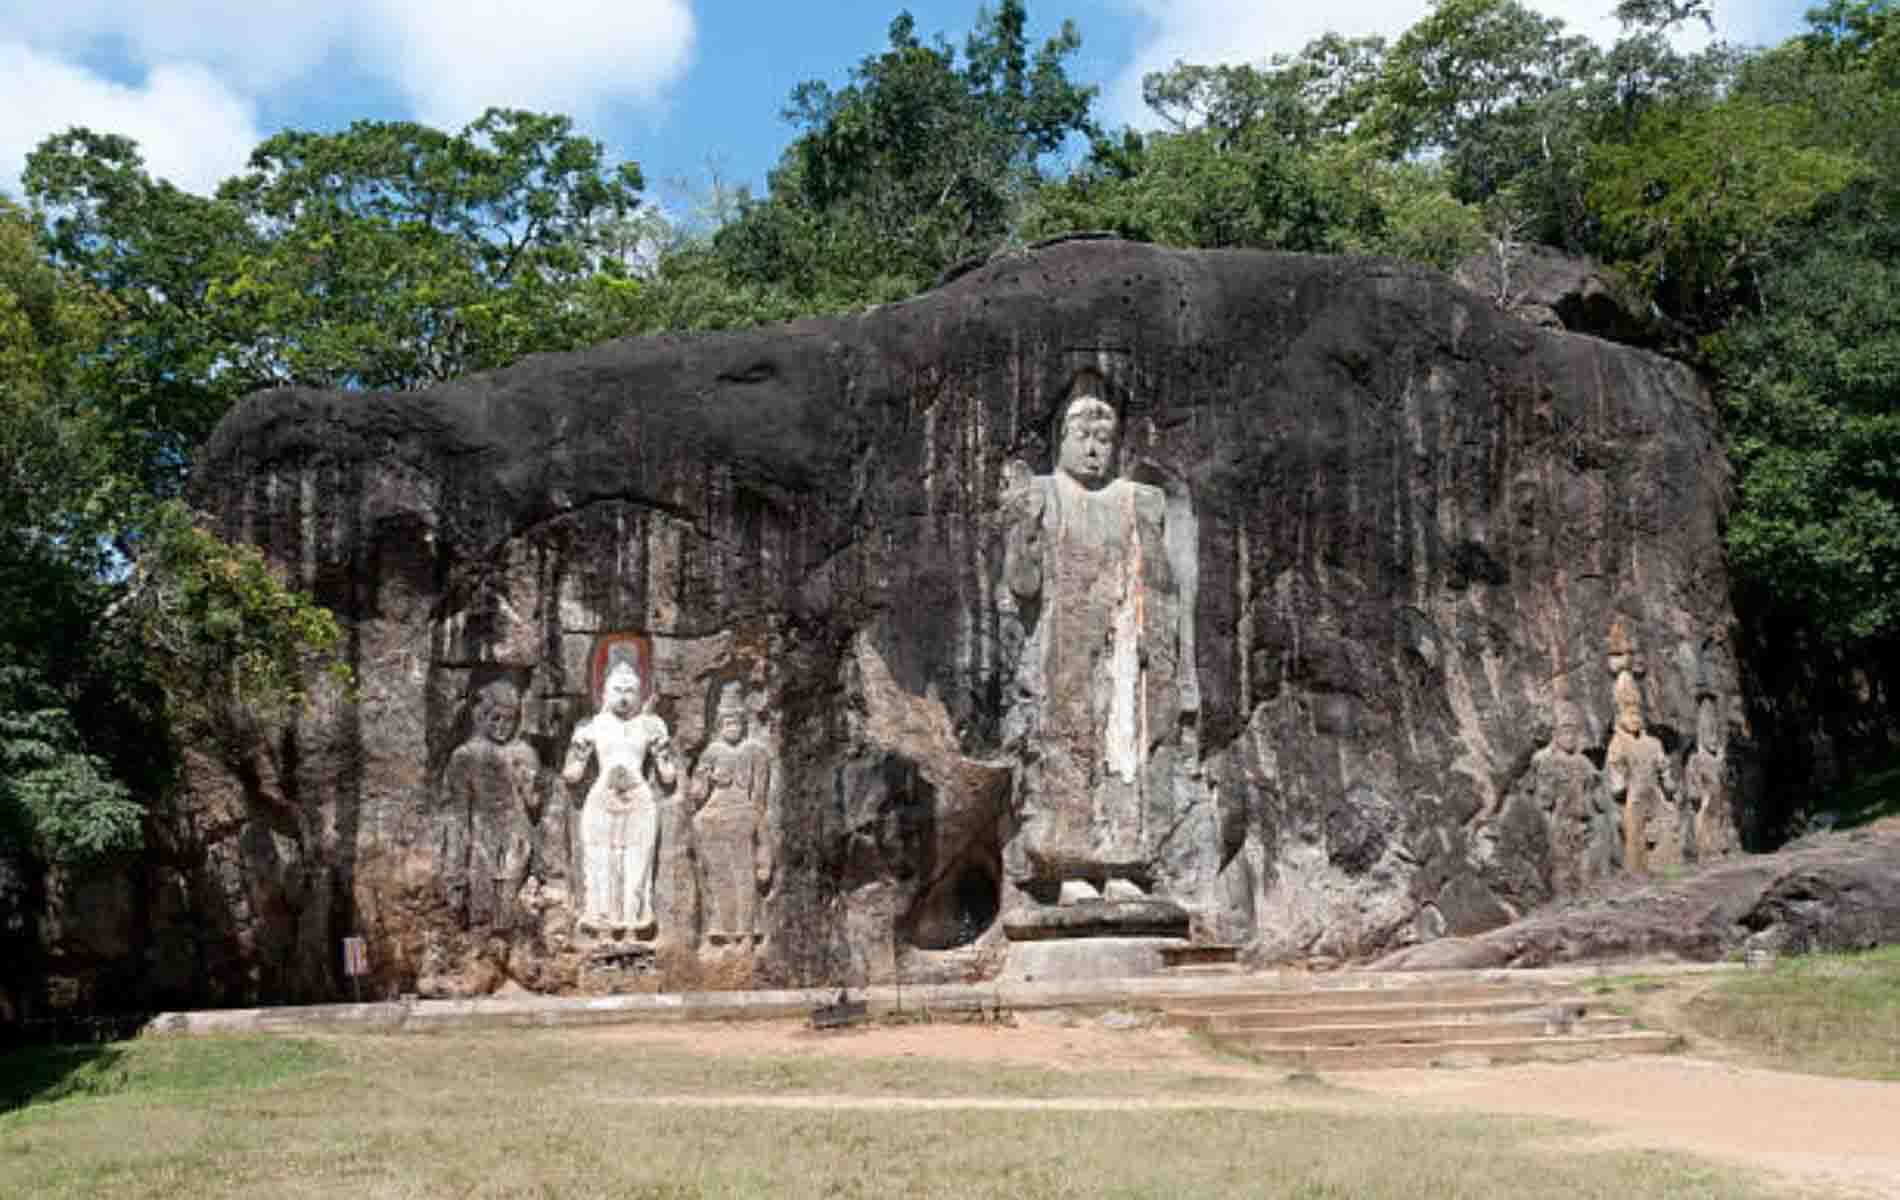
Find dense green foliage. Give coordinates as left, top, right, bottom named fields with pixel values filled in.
left=0, top=195, right=346, bottom=864
left=3, top=0, right=1900, bottom=875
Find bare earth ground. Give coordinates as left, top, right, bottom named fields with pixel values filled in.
left=585, top=1015, right=1900, bottom=1199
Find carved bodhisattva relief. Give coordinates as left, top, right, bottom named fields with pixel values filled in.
left=1606, top=667, right=1681, bottom=873
left=1001, top=373, right=1198, bottom=909
left=1686, top=693, right=1738, bottom=858
left=1538, top=701, right=1617, bottom=894
left=565, top=661, right=678, bottom=937
left=436, top=680, right=540, bottom=928
left=690, top=683, right=776, bottom=946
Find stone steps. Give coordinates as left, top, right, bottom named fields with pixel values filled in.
left=1222, top=1014, right=1634, bottom=1048
left=1163, top=982, right=1559, bottom=1013
left=1160, top=977, right=1670, bottom=1071
left=1225, top=1031, right=1678, bottom=1071
left=1168, top=996, right=1584, bottom=1032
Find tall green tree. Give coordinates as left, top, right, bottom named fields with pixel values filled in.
left=0, top=195, right=348, bottom=864
left=1026, top=30, right=1482, bottom=268
left=1371, top=0, right=1591, bottom=204
left=23, top=110, right=644, bottom=497
left=1589, top=96, right=1864, bottom=329
left=712, top=2, right=1097, bottom=305
left=0, top=196, right=143, bottom=862
left=1697, top=1, right=1900, bottom=640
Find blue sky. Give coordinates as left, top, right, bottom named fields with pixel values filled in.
left=0, top=0, right=1813, bottom=207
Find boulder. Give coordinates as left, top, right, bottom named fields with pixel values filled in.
left=1453, top=244, right=1665, bottom=349
left=131, top=240, right=1747, bottom=1001
left=1372, top=817, right=1900, bottom=969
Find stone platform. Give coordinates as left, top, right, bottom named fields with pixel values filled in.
left=999, top=897, right=1193, bottom=981
left=140, top=960, right=1740, bottom=1045
left=1000, top=898, right=1190, bottom=941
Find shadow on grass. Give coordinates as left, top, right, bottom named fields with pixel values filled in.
left=0, top=1042, right=127, bottom=1114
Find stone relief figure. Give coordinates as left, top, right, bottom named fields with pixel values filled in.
left=1685, top=692, right=1739, bottom=858
left=1536, top=701, right=1616, bottom=894
left=437, top=679, right=540, bottom=928
left=689, top=682, right=777, bottom=946
left=1000, top=373, right=1198, bottom=906
left=1605, top=667, right=1681, bottom=873
left=564, top=660, right=678, bottom=937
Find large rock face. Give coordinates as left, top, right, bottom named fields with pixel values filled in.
left=137, top=241, right=1744, bottom=1005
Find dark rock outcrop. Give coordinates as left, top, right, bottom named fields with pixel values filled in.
left=1372, top=818, right=1900, bottom=969
left=51, top=240, right=1753, bottom=1006
left=1453, top=245, right=1666, bottom=350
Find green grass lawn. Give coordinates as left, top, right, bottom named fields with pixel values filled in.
left=1685, top=945, right=1900, bottom=1080
left=0, top=1029, right=1784, bottom=1199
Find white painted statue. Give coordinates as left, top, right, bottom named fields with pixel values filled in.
left=564, top=661, right=678, bottom=937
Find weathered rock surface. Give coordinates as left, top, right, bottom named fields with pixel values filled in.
left=44, top=240, right=1758, bottom=1007
left=1371, top=817, right=1900, bottom=969
left=1453, top=245, right=1664, bottom=349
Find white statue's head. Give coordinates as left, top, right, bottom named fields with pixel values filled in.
left=475, top=679, right=521, bottom=745
left=715, top=682, right=747, bottom=745
left=604, top=661, right=642, bottom=718
left=1057, top=388, right=1118, bottom=487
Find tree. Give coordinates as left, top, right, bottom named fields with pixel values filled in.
left=1, top=196, right=346, bottom=865
left=1140, top=34, right=1387, bottom=149
left=1024, top=28, right=1482, bottom=269
left=0, top=196, right=143, bottom=862
left=1589, top=97, right=1865, bottom=329
left=712, top=2, right=1097, bottom=305
left=23, top=111, right=645, bottom=500
left=1371, top=0, right=1591, bottom=203
left=1698, top=1, right=1900, bottom=640
left=219, top=109, right=644, bottom=386
left=1712, top=222, right=1900, bottom=639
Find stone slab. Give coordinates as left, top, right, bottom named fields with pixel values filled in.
left=1001, top=898, right=1190, bottom=942
left=1001, top=936, right=1189, bottom=983
left=1231, top=1030, right=1677, bottom=1071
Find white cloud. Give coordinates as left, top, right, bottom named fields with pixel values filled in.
left=1105, top=0, right=1726, bottom=130
left=0, top=43, right=262, bottom=197
left=0, top=3, right=347, bottom=95
left=0, top=1, right=697, bottom=194
left=369, top=1, right=698, bottom=129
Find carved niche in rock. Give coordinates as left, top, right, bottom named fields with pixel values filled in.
left=435, top=679, right=541, bottom=928
left=689, top=682, right=778, bottom=947
left=999, top=371, right=1202, bottom=912
left=564, top=653, right=679, bottom=938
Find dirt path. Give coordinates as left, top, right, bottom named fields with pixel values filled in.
left=1348, top=1056, right=1900, bottom=1200
left=578, top=1019, right=1900, bottom=1198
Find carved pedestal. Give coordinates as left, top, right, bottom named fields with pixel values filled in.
left=999, top=896, right=1191, bottom=982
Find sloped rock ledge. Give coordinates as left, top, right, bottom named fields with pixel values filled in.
left=1373, top=818, right=1900, bottom=970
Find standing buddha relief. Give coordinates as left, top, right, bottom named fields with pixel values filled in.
left=564, top=656, right=678, bottom=938
left=689, top=682, right=778, bottom=947
left=1000, top=370, right=1200, bottom=910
